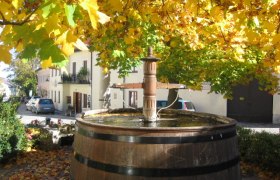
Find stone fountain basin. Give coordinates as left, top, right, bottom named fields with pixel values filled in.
left=71, top=109, right=240, bottom=180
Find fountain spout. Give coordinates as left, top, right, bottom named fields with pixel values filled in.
left=141, top=47, right=160, bottom=121
left=111, top=47, right=186, bottom=122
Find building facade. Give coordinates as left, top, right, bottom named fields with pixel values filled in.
left=37, top=51, right=280, bottom=124
left=45, top=50, right=109, bottom=113
left=36, top=68, right=50, bottom=98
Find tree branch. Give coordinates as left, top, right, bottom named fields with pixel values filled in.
left=276, top=10, right=280, bottom=34
left=0, top=7, right=39, bottom=26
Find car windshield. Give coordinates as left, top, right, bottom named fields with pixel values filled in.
left=39, top=99, right=53, bottom=105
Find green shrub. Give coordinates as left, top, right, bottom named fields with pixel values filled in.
left=32, top=128, right=57, bottom=151
left=237, top=127, right=280, bottom=172
left=9, top=96, right=21, bottom=109
left=0, top=102, right=28, bottom=163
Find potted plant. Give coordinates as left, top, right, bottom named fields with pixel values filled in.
left=77, top=67, right=89, bottom=83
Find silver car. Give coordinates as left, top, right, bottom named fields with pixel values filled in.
left=26, top=96, right=41, bottom=111
left=32, top=98, right=55, bottom=114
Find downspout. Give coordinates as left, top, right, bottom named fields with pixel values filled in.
left=123, top=76, right=126, bottom=108
left=90, top=51, right=93, bottom=110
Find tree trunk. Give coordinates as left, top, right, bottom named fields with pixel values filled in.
left=167, top=89, right=180, bottom=109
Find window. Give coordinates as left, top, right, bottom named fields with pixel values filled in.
left=129, top=91, right=137, bottom=108
left=83, top=94, right=87, bottom=108
left=54, top=91, right=56, bottom=102
left=55, top=69, right=57, bottom=76
left=73, top=62, right=76, bottom=75
left=51, top=69, right=53, bottom=77
left=39, top=99, right=53, bottom=105
left=87, top=95, right=91, bottom=108
left=130, top=67, right=138, bottom=73
left=51, top=91, right=53, bottom=99
left=83, top=60, right=87, bottom=70
left=58, top=91, right=60, bottom=103
left=67, top=96, right=71, bottom=104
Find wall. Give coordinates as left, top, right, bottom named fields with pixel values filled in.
left=36, top=68, right=50, bottom=98
left=91, top=52, right=111, bottom=109
left=273, top=77, right=280, bottom=124
left=110, top=63, right=144, bottom=109
left=109, top=63, right=227, bottom=116
left=48, top=68, right=64, bottom=111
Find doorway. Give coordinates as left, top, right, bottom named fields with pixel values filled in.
left=227, top=80, right=273, bottom=123
left=73, top=92, right=82, bottom=113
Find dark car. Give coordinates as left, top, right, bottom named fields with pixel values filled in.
left=32, top=98, right=55, bottom=114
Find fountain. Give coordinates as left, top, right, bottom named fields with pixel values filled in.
left=71, top=48, right=241, bottom=179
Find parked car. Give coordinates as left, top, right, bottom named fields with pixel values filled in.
left=32, top=98, right=55, bottom=114
left=157, top=99, right=196, bottom=112
left=26, top=96, right=41, bottom=111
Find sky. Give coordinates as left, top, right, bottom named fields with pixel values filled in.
left=0, top=62, right=10, bottom=79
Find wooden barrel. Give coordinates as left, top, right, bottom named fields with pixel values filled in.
left=71, top=110, right=240, bottom=180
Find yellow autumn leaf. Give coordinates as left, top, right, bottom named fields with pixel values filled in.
left=16, top=40, right=24, bottom=52
left=109, top=0, right=122, bottom=11
left=262, top=21, right=276, bottom=33
left=1, top=25, right=12, bottom=37
left=275, top=66, right=280, bottom=73
left=245, top=29, right=258, bottom=43
left=66, top=30, right=77, bottom=43
left=61, top=43, right=74, bottom=56
left=272, top=34, right=280, bottom=45
left=12, top=0, right=23, bottom=10
left=0, top=2, right=10, bottom=12
left=150, top=13, right=161, bottom=24
left=45, top=14, right=60, bottom=36
left=79, top=0, right=99, bottom=29
left=124, top=36, right=135, bottom=45
left=35, top=22, right=46, bottom=31
left=117, top=15, right=126, bottom=22
left=275, top=50, right=280, bottom=61
left=210, top=6, right=224, bottom=22
left=0, top=3, right=13, bottom=21
left=262, top=43, right=273, bottom=51
left=185, top=0, right=197, bottom=16
left=41, top=57, right=52, bottom=69
left=0, top=46, right=11, bottom=64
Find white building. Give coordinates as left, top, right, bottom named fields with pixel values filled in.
left=37, top=50, right=280, bottom=124
left=109, top=63, right=226, bottom=116
left=45, top=50, right=109, bottom=113
left=109, top=62, right=280, bottom=124
left=36, top=68, right=50, bottom=98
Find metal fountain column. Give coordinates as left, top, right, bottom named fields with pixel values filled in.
left=112, top=47, right=185, bottom=122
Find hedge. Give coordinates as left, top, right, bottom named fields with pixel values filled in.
left=0, top=100, right=28, bottom=163
left=237, top=127, right=280, bottom=172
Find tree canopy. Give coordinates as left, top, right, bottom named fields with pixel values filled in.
left=6, top=58, right=38, bottom=96
left=1, top=0, right=280, bottom=97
